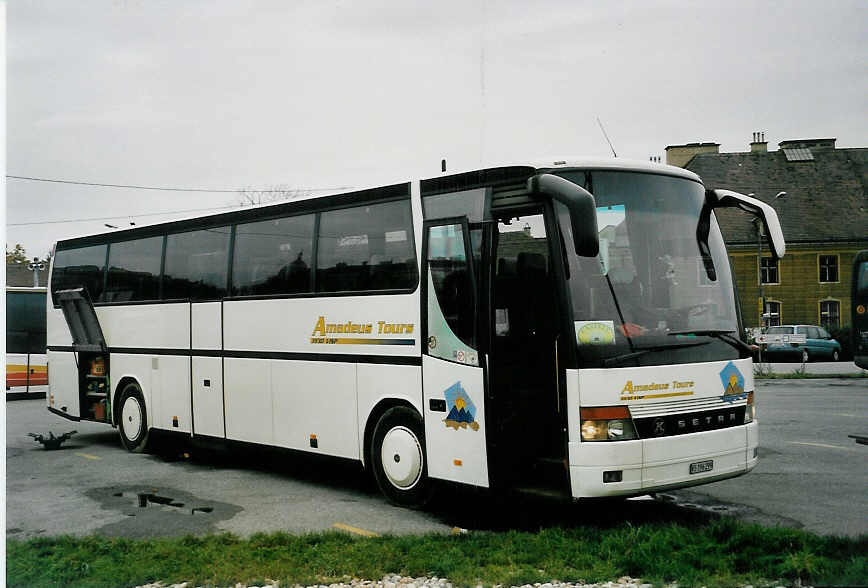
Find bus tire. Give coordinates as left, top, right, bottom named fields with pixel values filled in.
left=370, top=406, right=433, bottom=508
left=118, top=382, right=150, bottom=453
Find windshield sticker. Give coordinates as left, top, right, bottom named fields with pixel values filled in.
left=596, top=204, right=625, bottom=275
left=575, top=321, right=615, bottom=345
left=619, top=379, right=695, bottom=401
left=443, top=381, right=479, bottom=431
left=719, top=361, right=745, bottom=397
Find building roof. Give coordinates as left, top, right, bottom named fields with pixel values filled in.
left=685, top=147, right=868, bottom=246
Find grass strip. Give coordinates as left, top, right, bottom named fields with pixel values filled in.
left=754, top=371, right=868, bottom=379
left=7, top=519, right=867, bottom=588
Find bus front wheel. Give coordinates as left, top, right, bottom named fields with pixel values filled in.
left=117, top=382, right=150, bottom=453
left=370, top=406, right=433, bottom=508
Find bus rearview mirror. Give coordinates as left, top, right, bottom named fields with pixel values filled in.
left=528, top=174, right=599, bottom=257
left=704, top=189, right=786, bottom=259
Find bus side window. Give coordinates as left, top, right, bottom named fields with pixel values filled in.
left=317, top=200, right=417, bottom=293
left=232, top=214, right=314, bottom=296
left=426, top=223, right=477, bottom=361
left=51, top=244, right=108, bottom=304
left=163, top=227, right=231, bottom=300
left=105, top=236, right=163, bottom=302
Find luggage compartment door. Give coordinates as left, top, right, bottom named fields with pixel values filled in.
left=52, top=288, right=108, bottom=418
left=56, top=288, right=106, bottom=353
left=191, top=302, right=225, bottom=438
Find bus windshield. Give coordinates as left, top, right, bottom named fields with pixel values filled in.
left=554, top=170, right=740, bottom=367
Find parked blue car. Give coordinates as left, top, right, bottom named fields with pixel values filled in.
left=764, top=325, right=842, bottom=362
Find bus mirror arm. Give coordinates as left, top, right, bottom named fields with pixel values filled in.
left=528, top=174, right=599, bottom=257
left=696, top=203, right=717, bottom=282
left=702, top=189, right=786, bottom=259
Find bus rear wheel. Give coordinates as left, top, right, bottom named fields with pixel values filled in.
left=370, top=406, right=433, bottom=508
left=117, top=382, right=150, bottom=453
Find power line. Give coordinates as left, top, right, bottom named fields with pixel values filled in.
left=6, top=174, right=353, bottom=193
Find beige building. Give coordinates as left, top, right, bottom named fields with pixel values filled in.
left=665, top=134, right=868, bottom=338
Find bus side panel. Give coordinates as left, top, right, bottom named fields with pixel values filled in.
left=47, top=351, right=79, bottom=417
left=225, top=358, right=273, bottom=445
left=223, top=295, right=421, bottom=358
left=154, top=355, right=192, bottom=433
left=110, top=353, right=158, bottom=431
left=356, top=363, right=423, bottom=466
left=272, top=360, right=358, bottom=458
left=93, top=304, right=191, bottom=433
left=47, top=306, right=74, bottom=347
left=97, top=303, right=189, bottom=349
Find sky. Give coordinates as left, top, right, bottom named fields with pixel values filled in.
left=4, top=0, right=867, bottom=259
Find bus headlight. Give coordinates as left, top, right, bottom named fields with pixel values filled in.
left=580, top=407, right=639, bottom=441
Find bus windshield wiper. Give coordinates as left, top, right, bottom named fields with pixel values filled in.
left=667, top=329, right=753, bottom=355
left=602, top=340, right=710, bottom=368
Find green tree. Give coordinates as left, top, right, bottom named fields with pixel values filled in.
left=6, top=243, right=28, bottom=264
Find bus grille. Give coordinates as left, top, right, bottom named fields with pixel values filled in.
left=633, top=406, right=746, bottom=439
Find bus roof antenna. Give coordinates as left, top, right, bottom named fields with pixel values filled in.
left=441, top=159, right=447, bottom=173
left=596, top=117, right=617, bottom=158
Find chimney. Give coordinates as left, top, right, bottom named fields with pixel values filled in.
left=750, top=131, right=768, bottom=153
left=664, top=142, right=720, bottom=168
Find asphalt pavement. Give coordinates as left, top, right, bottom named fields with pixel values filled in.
left=6, top=376, right=867, bottom=540
left=666, top=378, right=867, bottom=537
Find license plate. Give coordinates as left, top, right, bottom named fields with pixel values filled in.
left=689, top=460, right=714, bottom=474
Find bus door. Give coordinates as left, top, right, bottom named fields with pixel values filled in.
left=191, top=302, right=225, bottom=438
left=489, top=208, right=567, bottom=488
left=422, top=217, right=490, bottom=488
left=55, top=288, right=107, bottom=419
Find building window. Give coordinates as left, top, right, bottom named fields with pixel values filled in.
left=763, top=300, right=781, bottom=327
left=819, top=300, right=840, bottom=330
left=760, top=257, right=779, bottom=284
left=819, top=255, right=838, bottom=283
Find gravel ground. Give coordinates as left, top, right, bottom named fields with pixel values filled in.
left=133, top=574, right=793, bottom=588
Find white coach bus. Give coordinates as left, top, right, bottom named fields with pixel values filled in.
left=46, top=159, right=784, bottom=506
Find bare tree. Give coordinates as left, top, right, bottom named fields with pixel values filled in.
left=237, top=184, right=313, bottom=206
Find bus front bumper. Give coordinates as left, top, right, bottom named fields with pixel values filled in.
left=568, top=421, right=759, bottom=498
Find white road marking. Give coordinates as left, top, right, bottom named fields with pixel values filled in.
left=790, top=441, right=859, bottom=452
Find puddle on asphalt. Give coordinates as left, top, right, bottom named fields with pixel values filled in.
left=85, top=486, right=243, bottom=538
